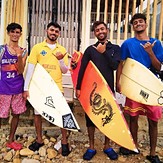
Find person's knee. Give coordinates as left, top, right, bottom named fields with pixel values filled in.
left=34, top=115, right=42, bottom=123
left=130, top=116, right=138, bottom=124
left=11, top=114, right=19, bottom=118
left=34, top=114, right=41, bottom=118
left=148, top=119, right=158, bottom=128
left=61, top=128, right=67, bottom=133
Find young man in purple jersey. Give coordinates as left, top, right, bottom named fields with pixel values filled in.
left=0, top=23, right=27, bottom=150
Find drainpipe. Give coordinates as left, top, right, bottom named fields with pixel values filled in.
left=77, top=0, right=82, bottom=51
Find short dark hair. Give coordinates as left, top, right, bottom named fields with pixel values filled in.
left=6, top=23, right=22, bottom=32
left=47, top=22, right=61, bottom=31
left=91, top=21, right=107, bottom=31
left=130, top=13, right=146, bottom=24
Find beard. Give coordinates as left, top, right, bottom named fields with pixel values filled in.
left=135, top=27, right=146, bottom=34
left=47, top=34, right=57, bottom=42
left=97, top=33, right=107, bottom=42
left=136, top=30, right=145, bottom=34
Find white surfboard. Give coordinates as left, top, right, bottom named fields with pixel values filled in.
left=120, top=58, right=163, bottom=106
left=27, top=63, right=80, bottom=132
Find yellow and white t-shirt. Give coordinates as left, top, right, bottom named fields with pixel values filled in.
left=28, top=40, right=68, bottom=92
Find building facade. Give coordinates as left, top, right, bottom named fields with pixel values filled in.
left=0, top=0, right=163, bottom=54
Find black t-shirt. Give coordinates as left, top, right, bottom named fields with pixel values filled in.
left=76, top=41, right=121, bottom=92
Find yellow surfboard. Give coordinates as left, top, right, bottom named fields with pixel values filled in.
left=120, top=58, right=163, bottom=106
left=72, top=58, right=137, bottom=152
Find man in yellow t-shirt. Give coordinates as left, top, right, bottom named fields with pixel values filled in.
left=28, top=39, right=68, bottom=92
left=23, top=22, right=70, bottom=156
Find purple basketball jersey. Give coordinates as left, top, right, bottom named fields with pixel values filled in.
left=0, top=45, right=24, bottom=95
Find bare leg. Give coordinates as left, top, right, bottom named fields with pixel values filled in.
left=28, top=115, right=44, bottom=151
left=148, top=118, right=158, bottom=156
left=103, top=136, right=118, bottom=160
left=87, top=126, right=95, bottom=150
left=61, top=128, right=68, bottom=144
left=83, top=126, right=96, bottom=160
left=61, top=128, right=71, bottom=156
left=8, top=114, right=19, bottom=143
left=130, top=115, right=139, bottom=148
left=104, top=136, right=110, bottom=150
left=34, top=115, right=43, bottom=143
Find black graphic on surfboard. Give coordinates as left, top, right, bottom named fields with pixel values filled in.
left=45, top=96, right=56, bottom=109
left=90, top=82, right=115, bottom=127
left=62, top=113, right=78, bottom=130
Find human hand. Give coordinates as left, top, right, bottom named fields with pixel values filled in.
left=116, top=82, right=121, bottom=93
left=13, top=47, right=27, bottom=57
left=93, top=41, right=107, bottom=53
left=23, top=91, right=29, bottom=100
left=75, top=90, right=80, bottom=98
left=140, top=40, right=156, bottom=55
left=54, top=51, right=66, bottom=60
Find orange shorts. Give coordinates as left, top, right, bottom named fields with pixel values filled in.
left=124, top=98, right=162, bottom=122
left=0, top=94, right=26, bottom=118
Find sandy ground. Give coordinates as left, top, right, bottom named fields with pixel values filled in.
left=0, top=100, right=163, bottom=162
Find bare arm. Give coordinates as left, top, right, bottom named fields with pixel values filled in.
left=14, top=48, right=28, bottom=74
left=116, top=61, right=124, bottom=93
left=140, top=41, right=161, bottom=71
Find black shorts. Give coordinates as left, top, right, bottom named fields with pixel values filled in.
left=85, top=113, right=95, bottom=127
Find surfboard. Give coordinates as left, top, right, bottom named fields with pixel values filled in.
left=70, top=50, right=83, bottom=88
left=71, top=56, right=137, bottom=151
left=120, top=58, right=163, bottom=106
left=26, top=63, right=80, bottom=132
